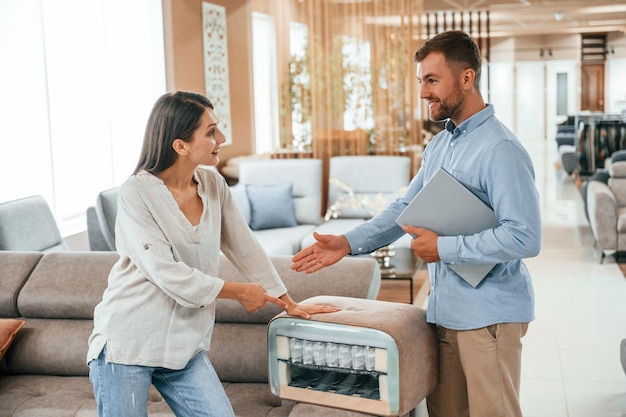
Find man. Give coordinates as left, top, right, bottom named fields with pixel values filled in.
left=292, top=30, right=541, bottom=417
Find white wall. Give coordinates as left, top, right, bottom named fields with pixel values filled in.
left=486, top=62, right=515, bottom=131
left=545, top=60, right=578, bottom=140
left=487, top=33, right=626, bottom=143
left=515, top=62, right=545, bottom=141
left=607, top=58, right=626, bottom=114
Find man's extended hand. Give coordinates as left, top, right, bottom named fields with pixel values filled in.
left=402, top=225, right=441, bottom=263
left=291, top=232, right=351, bottom=273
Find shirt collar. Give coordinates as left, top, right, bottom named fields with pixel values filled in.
left=445, top=104, right=494, bottom=136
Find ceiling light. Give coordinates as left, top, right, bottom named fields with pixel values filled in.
left=554, top=12, right=564, bottom=22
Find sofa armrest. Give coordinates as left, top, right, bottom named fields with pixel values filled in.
left=587, top=181, right=617, bottom=250
left=268, top=296, right=437, bottom=417
left=215, top=255, right=381, bottom=324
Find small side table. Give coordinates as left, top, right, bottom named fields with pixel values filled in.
left=373, top=247, right=424, bottom=304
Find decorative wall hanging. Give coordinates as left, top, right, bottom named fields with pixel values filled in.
left=202, top=2, right=232, bottom=145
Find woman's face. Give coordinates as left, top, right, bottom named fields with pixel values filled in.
left=186, top=107, right=227, bottom=167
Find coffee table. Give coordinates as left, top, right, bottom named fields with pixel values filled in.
left=371, top=247, right=424, bottom=304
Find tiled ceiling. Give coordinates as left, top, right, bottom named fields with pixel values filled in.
left=422, top=0, right=626, bottom=37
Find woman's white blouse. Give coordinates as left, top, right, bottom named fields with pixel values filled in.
left=87, top=167, right=287, bottom=369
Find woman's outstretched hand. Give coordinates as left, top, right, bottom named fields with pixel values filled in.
left=219, top=284, right=341, bottom=319
left=219, top=282, right=288, bottom=312
left=280, top=293, right=340, bottom=319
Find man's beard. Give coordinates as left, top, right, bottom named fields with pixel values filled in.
left=429, top=85, right=463, bottom=122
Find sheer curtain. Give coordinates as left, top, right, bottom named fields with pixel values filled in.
left=0, top=0, right=165, bottom=235
left=284, top=0, right=425, bottom=158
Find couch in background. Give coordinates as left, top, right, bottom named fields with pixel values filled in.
left=231, top=159, right=324, bottom=255
left=87, top=157, right=416, bottom=257
left=301, top=156, right=412, bottom=250
left=555, top=124, right=576, bottom=175
left=0, top=195, right=69, bottom=252
left=1, top=250, right=434, bottom=417
left=586, top=154, right=626, bottom=262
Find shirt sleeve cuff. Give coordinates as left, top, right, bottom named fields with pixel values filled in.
left=437, top=236, right=463, bottom=264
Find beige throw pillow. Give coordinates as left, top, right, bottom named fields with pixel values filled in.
left=0, top=319, right=26, bottom=359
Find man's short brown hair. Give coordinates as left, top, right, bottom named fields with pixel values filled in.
left=414, top=30, right=482, bottom=88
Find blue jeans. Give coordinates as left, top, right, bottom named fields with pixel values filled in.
left=89, top=346, right=235, bottom=417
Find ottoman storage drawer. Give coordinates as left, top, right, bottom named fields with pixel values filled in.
left=267, top=296, right=437, bottom=416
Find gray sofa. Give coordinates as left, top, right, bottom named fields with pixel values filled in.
left=586, top=158, right=626, bottom=262
left=87, top=157, right=414, bottom=256
left=0, top=250, right=438, bottom=417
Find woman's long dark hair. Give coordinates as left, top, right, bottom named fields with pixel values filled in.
left=134, top=91, right=214, bottom=175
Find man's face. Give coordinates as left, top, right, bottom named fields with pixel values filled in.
left=417, top=51, right=464, bottom=122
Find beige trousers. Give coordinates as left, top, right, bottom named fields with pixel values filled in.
left=426, top=322, right=529, bottom=417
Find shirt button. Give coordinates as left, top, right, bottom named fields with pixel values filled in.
left=449, top=142, right=454, bottom=147
left=462, top=129, right=467, bottom=134
left=358, top=247, right=363, bottom=251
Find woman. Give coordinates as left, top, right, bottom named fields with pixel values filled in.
left=87, top=91, right=337, bottom=417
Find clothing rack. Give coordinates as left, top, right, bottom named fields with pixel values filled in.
left=574, top=114, right=626, bottom=176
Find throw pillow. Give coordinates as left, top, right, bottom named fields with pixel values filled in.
left=246, top=183, right=298, bottom=230
left=0, top=318, right=26, bottom=359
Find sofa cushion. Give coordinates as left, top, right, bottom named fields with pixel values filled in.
left=17, top=252, right=118, bottom=319
left=0, top=375, right=174, bottom=416
left=609, top=162, right=626, bottom=207
left=0, top=377, right=295, bottom=417
left=254, top=224, right=317, bottom=255
left=223, top=382, right=296, bottom=417
left=210, top=323, right=269, bottom=382
left=327, top=156, right=409, bottom=219
left=617, top=207, right=626, bottom=233
left=0, top=319, right=25, bottom=359
left=247, top=183, right=298, bottom=230
left=3, top=318, right=93, bottom=376
left=215, top=255, right=380, bottom=325
left=0, top=251, right=43, bottom=317
left=238, top=159, right=324, bottom=226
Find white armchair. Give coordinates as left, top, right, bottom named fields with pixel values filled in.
left=232, top=158, right=324, bottom=255
left=301, top=156, right=412, bottom=249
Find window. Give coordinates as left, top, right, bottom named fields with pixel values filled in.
left=0, top=0, right=166, bottom=236
left=252, top=12, right=280, bottom=155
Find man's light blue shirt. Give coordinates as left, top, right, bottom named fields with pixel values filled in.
left=344, top=105, right=541, bottom=330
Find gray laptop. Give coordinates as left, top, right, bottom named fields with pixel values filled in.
left=395, top=167, right=499, bottom=287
